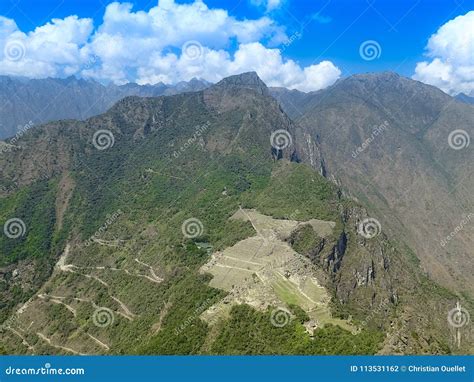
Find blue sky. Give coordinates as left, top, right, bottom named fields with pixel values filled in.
left=0, top=0, right=473, bottom=94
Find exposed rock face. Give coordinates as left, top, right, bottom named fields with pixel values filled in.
left=326, top=232, right=347, bottom=273
left=212, top=72, right=270, bottom=96
left=292, top=202, right=469, bottom=354
left=274, top=72, right=474, bottom=296
left=203, top=72, right=301, bottom=162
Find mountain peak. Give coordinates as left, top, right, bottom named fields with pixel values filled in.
left=330, top=72, right=402, bottom=88
left=455, top=92, right=474, bottom=104
left=355, top=71, right=399, bottom=79
left=333, top=71, right=451, bottom=102
left=213, top=72, right=269, bottom=96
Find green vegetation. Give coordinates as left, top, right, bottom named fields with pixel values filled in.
left=210, top=304, right=382, bottom=355
left=0, top=80, right=464, bottom=355
left=0, top=179, right=60, bottom=323
left=288, top=303, right=310, bottom=324
left=243, top=162, right=339, bottom=221
left=290, top=224, right=323, bottom=255
left=0, top=179, right=58, bottom=266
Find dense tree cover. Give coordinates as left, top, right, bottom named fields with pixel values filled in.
left=0, top=179, right=58, bottom=266
left=210, top=305, right=383, bottom=355
left=290, top=224, right=323, bottom=256
left=0, top=179, right=59, bottom=323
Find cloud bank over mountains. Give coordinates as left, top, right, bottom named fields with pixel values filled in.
left=0, top=0, right=471, bottom=94
left=0, top=0, right=340, bottom=92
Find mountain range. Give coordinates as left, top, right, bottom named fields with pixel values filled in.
left=0, top=72, right=472, bottom=355
left=0, top=76, right=211, bottom=139
left=1, top=75, right=473, bottom=142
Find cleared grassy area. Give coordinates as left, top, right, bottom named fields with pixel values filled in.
left=272, top=272, right=311, bottom=307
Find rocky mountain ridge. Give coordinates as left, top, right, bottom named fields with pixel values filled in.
left=0, top=75, right=211, bottom=139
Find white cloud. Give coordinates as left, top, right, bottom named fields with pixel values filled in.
left=413, top=11, right=474, bottom=95
left=250, top=0, right=285, bottom=12
left=0, top=0, right=341, bottom=92
left=136, top=42, right=341, bottom=91
left=0, top=15, right=93, bottom=78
